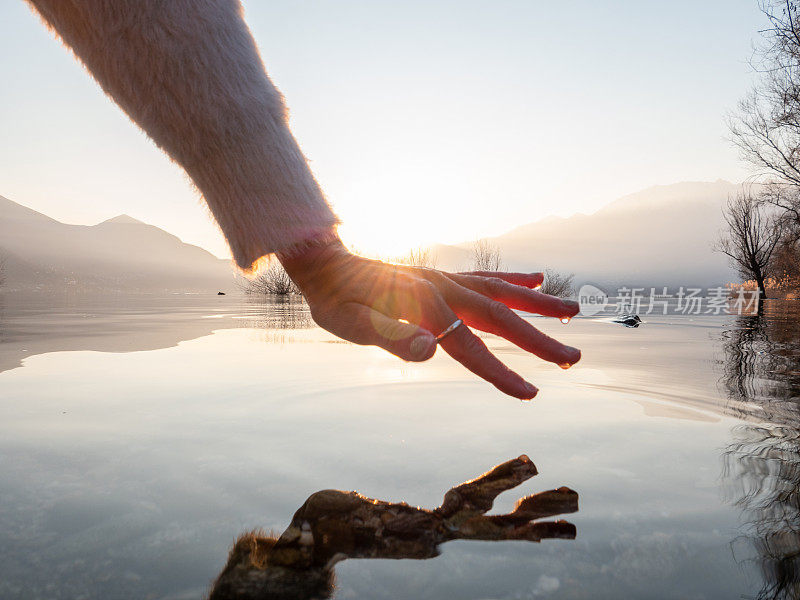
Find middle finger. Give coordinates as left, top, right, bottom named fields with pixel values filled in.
left=446, top=273, right=579, bottom=320
left=433, top=277, right=581, bottom=367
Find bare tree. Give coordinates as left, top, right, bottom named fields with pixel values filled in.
left=540, top=269, right=575, bottom=298
left=728, top=1, right=800, bottom=183
left=240, top=263, right=300, bottom=295
left=760, top=181, right=800, bottom=227
left=392, top=247, right=438, bottom=268
left=715, top=193, right=782, bottom=299
left=729, top=89, right=800, bottom=189
left=729, top=2, right=800, bottom=235
left=471, top=239, right=502, bottom=271
left=725, top=1, right=800, bottom=293
left=773, top=231, right=800, bottom=289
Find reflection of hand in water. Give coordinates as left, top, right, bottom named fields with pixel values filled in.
left=209, top=455, right=578, bottom=599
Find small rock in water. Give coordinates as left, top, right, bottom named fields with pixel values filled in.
left=217, top=291, right=226, bottom=295
left=612, top=314, right=642, bottom=328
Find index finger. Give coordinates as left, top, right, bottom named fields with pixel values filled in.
left=437, top=323, right=539, bottom=400
left=413, top=282, right=539, bottom=400
left=447, top=273, right=579, bottom=320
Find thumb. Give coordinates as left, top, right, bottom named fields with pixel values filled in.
left=320, top=303, right=437, bottom=362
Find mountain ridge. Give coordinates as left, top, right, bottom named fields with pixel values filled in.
left=0, top=195, right=234, bottom=293
left=1, top=180, right=745, bottom=293
left=431, top=180, right=743, bottom=288
left=100, top=214, right=146, bottom=225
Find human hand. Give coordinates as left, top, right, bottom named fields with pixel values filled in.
left=279, top=237, right=580, bottom=399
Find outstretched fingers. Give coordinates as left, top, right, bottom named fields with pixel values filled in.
left=447, top=273, right=579, bottom=320
left=438, top=324, right=539, bottom=399
left=401, top=279, right=539, bottom=399
left=442, top=284, right=581, bottom=368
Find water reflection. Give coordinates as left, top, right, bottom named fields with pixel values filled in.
left=209, top=456, right=578, bottom=600
left=0, top=293, right=314, bottom=374
left=242, top=295, right=313, bottom=331
left=720, top=300, right=800, bottom=600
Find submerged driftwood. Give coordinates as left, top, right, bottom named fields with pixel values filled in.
left=209, top=455, right=578, bottom=600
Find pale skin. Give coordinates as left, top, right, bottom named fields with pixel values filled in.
left=279, top=237, right=581, bottom=400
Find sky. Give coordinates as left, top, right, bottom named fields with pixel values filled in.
left=0, top=0, right=764, bottom=258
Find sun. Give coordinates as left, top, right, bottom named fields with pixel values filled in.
left=333, top=182, right=473, bottom=259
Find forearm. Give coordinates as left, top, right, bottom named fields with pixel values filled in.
left=27, top=0, right=339, bottom=271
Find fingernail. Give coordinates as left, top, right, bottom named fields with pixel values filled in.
left=524, top=382, right=539, bottom=398
left=410, top=334, right=435, bottom=360
left=562, top=346, right=581, bottom=366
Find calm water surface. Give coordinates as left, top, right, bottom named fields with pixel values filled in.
left=1, top=293, right=799, bottom=599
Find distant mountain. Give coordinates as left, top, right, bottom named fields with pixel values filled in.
left=0, top=195, right=235, bottom=293
left=0, top=181, right=744, bottom=293
left=433, top=180, right=743, bottom=289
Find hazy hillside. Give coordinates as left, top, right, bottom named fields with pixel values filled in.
left=0, top=181, right=744, bottom=293
left=0, top=195, right=235, bottom=293
left=434, top=180, right=743, bottom=289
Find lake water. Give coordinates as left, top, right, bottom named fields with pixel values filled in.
left=1, top=293, right=798, bottom=599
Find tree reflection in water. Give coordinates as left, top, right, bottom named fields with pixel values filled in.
left=243, top=296, right=314, bottom=331
left=209, top=456, right=578, bottom=600
left=721, top=300, right=800, bottom=600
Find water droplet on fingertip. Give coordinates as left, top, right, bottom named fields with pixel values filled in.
left=560, top=317, right=571, bottom=324
left=559, top=362, right=572, bottom=370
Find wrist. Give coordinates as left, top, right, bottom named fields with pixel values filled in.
left=277, top=230, right=349, bottom=287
